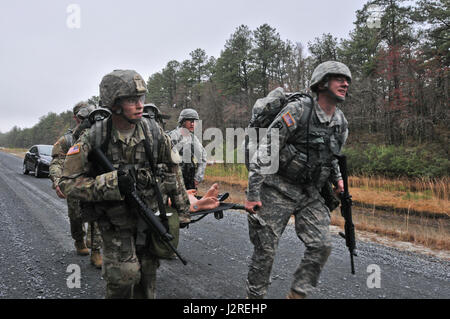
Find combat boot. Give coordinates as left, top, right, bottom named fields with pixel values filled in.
left=74, top=240, right=89, bottom=256
left=90, top=249, right=102, bottom=269
left=286, top=289, right=306, bottom=299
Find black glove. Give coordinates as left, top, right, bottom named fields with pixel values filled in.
left=118, top=171, right=135, bottom=196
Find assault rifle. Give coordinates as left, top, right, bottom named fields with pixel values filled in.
left=89, top=147, right=187, bottom=265
left=336, top=154, right=357, bottom=274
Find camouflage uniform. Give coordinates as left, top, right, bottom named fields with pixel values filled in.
left=50, top=108, right=102, bottom=250
left=246, top=97, right=349, bottom=298
left=168, top=127, right=207, bottom=189
left=59, top=70, right=190, bottom=299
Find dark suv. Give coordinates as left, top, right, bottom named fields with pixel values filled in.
left=22, top=145, right=53, bottom=178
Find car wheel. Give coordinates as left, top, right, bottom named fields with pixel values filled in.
left=23, top=162, right=29, bottom=175
left=34, top=163, right=41, bottom=178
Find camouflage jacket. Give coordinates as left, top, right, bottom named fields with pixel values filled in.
left=49, top=128, right=75, bottom=189
left=247, top=98, right=348, bottom=202
left=168, top=127, right=207, bottom=183
left=58, top=119, right=190, bottom=215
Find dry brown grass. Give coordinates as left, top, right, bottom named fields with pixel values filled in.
left=349, top=175, right=449, bottom=201
left=331, top=211, right=450, bottom=251
left=0, top=147, right=27, bottom=158
left=202, top=164, right=450, bottom=251
left=350, top=187, right=449, bottom=217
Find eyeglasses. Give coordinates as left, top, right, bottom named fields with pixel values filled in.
left=121, top=95, right=145, bottom=105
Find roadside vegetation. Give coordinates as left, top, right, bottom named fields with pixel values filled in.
left=202, top=150, right=450, bottom=251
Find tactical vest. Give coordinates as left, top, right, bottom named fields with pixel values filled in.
left=278, top=98, right=344, bottom=187
left=88, top=117, right=160, bottom=171
left=171, top=130, right=198, bottom=189
left=85, top=117, right=180, bottom=258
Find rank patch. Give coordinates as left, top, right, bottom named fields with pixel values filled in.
left=282, top=112, right=295, bottom=127
left=67, top=144, right=81, bottom=155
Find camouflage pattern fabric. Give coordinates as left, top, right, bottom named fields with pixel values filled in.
left=168, top=127, right=207, bottom=185
left=247, top=98, right=348, bottom=202
left=310, top=61, right=352, bottom=92
left=99, top=70, right=147, bottom=109
left=59, top=119, right=190, bottom=299
left=67, top=196, right=85, bottom=241
left=246, top=180, right=332, bottom=298
left=246, top=97, right=348, bottom=298
left=50, top=130, right=73, bottom=189
left=50, top=126, right=102, bottom=246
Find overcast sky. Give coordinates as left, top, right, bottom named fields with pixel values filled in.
left=0, top=0, right=368, bottom=133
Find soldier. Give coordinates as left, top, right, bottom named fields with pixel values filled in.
left=49, top=102, right=103, bottom=268
left=58, top=70, right=190, bottom=299
left=168, top=108, right=207, bottom=190
left=143, top=103, right=170, bottom=130
left=244, top=61, right=351, bottom=299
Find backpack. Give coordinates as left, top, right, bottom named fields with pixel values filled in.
left=244, top=87, right=314, bottom=169
left=245, top=87, right=340, bottom=211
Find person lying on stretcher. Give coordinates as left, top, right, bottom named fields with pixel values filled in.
left=168, top=183, right=221, bottom=213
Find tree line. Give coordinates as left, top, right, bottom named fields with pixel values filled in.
left=1, top=0, right=448, bottom=159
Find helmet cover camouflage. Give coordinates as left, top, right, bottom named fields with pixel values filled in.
left=99, top=70, right=147, bottom=109
left=310, top=61, right=352, bottom=92
left=76, top=104, right=97, bottom=120
left=73, top=101, right=88, bottom=116
left=178, top=108, right=199, bottom=125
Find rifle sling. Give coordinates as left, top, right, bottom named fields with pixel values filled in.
left=140, top=120, right=169, bottom=223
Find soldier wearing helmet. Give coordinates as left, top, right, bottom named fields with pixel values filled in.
left=143, top=103, right=170, bottom=130
left=244, top=61, right=351, bottom=299
left=49, top=102, right=103, bottom=268
left=58, top=70, right=190, bottom=299
left=168, top=108, right=207, bottom=190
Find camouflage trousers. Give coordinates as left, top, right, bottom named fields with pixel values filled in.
left=67, top=197, right=102, bottom=250
left=97, top=202, right=160, bottom=299
left=246, top=182, right=332, bottom=298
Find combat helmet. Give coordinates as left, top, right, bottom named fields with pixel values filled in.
left=75, top=104, right=97, bottom=120
left=178, top=108, right=199, bottom=126
left=310, top=61, right=352, bottom=93
left=99, top=70, right=147, bottom=109
left=73, top=101, right=88, bottom=116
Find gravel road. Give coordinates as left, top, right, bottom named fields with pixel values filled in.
left=0, top=151, right=448, bottom=299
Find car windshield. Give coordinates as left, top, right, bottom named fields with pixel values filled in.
left=38, top=145, right=53, bottom=156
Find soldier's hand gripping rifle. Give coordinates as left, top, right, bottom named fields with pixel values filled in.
left=89, top=147, right=187, bottom=265
left=336, top=154, right=357, bottom=274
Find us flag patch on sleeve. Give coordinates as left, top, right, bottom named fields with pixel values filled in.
left=67, top=144, right=80, bottom=155
left=282, top=112, right=295, bottom=127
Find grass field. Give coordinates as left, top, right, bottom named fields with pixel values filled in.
left=202, top=163, right=450, bottom=251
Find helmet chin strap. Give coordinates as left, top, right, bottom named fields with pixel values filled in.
left=323, top=82, right=346, bottom=103
left=113, top=108, right=141, bottom=125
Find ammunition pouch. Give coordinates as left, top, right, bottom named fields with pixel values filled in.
left=146, top=206, right=180, bottom=259
left=278, top=144, right=313, bottom=184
